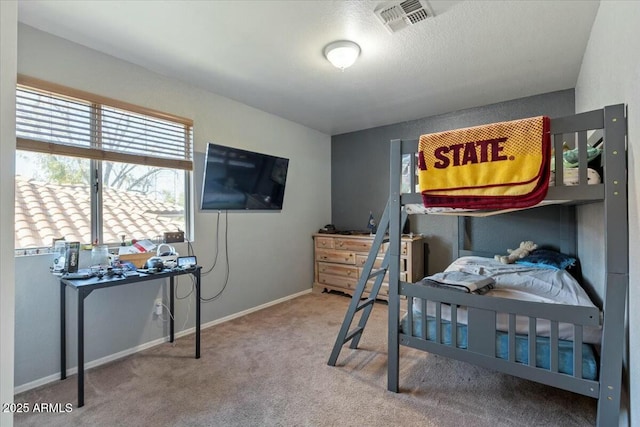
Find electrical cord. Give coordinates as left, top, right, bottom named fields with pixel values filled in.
left=186, top=238, right=195, bottom=257
left=156, top=301, right=175, bottom=322
left=174, top=274, right=195, bottom=300
left=200, top=210, right=230, bottom=302
left=201, top=211, right=222, bottom=276
left=181, top=292, right=191, bottom=334
left=175, top=210, right=230, bottom=303
left=156, top=277, right=192, bottom=343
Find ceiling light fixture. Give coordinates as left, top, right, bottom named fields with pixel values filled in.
left=324, top=40, right=361, bottom=71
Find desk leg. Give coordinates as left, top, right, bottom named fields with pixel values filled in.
left=77, top=288, right=86, bottom=408
left=195, top=269, right=201, bottom=359
left=169, top=277, right=175, bottom=343
left=60, top=282, right=66, bottom=380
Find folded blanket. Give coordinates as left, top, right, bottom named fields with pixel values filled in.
left=418, top=116, right=550, bottom=209
left=421, top=271, right=495, bottom=294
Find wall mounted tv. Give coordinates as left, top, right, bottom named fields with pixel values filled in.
left=200, top=143, right=289, bottom=211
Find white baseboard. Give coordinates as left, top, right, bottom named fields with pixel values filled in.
left=13, top=335, right=170, bottom=394
left=198, top=288, right=311, bottom=331
left=14, top=288, right=312, bottom=395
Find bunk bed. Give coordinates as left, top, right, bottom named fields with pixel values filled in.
left=330, top=104, right=628, bottom=427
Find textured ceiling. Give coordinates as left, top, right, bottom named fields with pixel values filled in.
left=17, top=0, right=600, bottom=136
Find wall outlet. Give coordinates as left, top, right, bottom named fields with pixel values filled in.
left=164, top=231, right=184, bottom=243
left=154, top=299, right=163, bottom=316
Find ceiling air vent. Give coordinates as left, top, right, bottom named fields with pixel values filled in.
left=374, top=0, right=434, bottom=33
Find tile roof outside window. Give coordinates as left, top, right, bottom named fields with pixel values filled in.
left=15, top=176, right=183, bottom=249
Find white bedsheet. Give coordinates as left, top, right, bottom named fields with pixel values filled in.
left=412, top=256, right=602, bottom=344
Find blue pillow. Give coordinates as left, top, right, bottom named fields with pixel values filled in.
left=515, top=249, right=576, bottom=270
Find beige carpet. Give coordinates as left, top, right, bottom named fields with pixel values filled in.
left=15, top=291, right=596, bottom=426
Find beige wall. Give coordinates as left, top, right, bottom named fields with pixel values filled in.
left=575, top=1, right=640, bottom=425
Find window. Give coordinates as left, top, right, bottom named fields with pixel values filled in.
left=15, top=75, right=193, bottom=251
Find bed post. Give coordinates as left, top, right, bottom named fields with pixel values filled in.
left=596, top=104, right=628, bottom=426
left=455, top=217, right=465, bottom=259
left=388, top=139, right=403, bottom=393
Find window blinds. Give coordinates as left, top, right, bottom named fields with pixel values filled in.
left=16, top=75, right=193, bottom=170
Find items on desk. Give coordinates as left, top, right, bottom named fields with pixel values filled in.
left=90, top=245, right=109, bottom=267
left=177, top=255, right=197, bottom=269
left=117, top=241, right=179, bottom=268
left=61, top=270, right=93, bottom=280
left=51, top=238, right=193, bottom=279
left=65, top=242, right=80, bottom=273
left=118, top=260, right=137, bottom=270
left=51, top=239, right=81, bottom=273
left=62, top=266, right=131, bottom=280
left=131, top=238, right=156, bottom=253
left=52, top=239, right=67, bottom=273
left=155, top=243, right=178, bottom=268
left=117, top=239, right=156, bottom=268
left=143, top=257, right=165, bottom=273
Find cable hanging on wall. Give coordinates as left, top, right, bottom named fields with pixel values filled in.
left=200, top=210, right=230, bottom=302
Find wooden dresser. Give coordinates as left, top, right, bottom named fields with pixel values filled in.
left=313, top=233, right=426, bottom=299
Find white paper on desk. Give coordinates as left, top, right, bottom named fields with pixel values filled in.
left=131, top=239, right=156, bottom=253
left=118, top=246, right=139, bottom=255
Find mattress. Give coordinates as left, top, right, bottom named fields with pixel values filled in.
left=399, top=256, right=601, bottom=380
left=401, top=315, right=598, bottom=380
left=410, top=256, right=602, bottom=344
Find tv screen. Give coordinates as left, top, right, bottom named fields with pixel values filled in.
left=201, top=143, right=289, bottom=211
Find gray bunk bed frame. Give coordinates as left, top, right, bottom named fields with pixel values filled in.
left=330, top=104, right=628, bottom=426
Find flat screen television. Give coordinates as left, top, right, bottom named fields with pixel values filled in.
left=200, top=143, right=289, bottom=211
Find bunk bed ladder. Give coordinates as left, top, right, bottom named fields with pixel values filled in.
left=328, top=201, right=408, bottom=366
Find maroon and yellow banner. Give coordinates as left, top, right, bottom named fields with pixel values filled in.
left=418, top=116, right=550, bottom=209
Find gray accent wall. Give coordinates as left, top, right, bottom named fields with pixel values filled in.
left=332, top=90, right=575, bottom=273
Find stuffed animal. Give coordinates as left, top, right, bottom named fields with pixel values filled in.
left=495, top=241, right=538, bottom=264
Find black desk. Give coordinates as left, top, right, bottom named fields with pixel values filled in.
left=59, top=267, right=201, bottom=407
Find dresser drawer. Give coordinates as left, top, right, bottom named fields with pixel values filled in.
left=315, top=236, right=334, bottom=249
left=380, top=241, right=407, bottom=255
left=334, top=238, right=372, bottom=253
left=400, top=241, right=408, bottom=256
left=315, top=249, right=356, bottom=265
left=364, top=272, right=406, bottom=286
left=314, top=234, right=425, bottom=302
left=366, top=282, right=390, bottom=297
left=355, top=255, right=407, bottom=271
left=317, top=262, right=358, bottom=278
left=318, top=273, right=358, bottom=290
left=355, top=255, right=384, bottom=269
